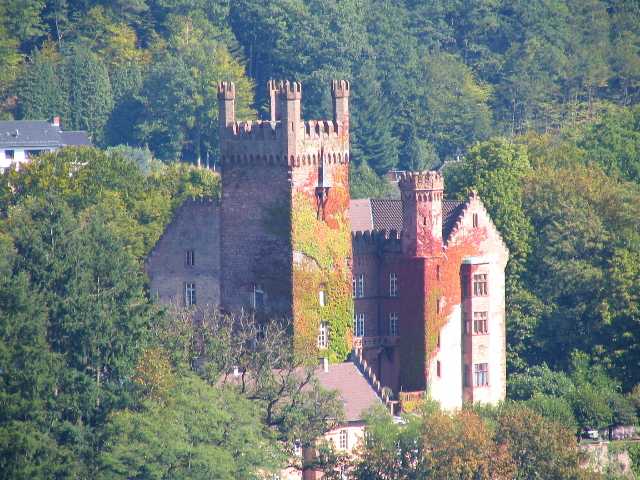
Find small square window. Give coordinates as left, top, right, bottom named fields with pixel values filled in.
left=185, top=249, right=195, bottom=267
left=473, top=274, right=488, bottom=296
left=473, top=311, right=488, bottom=334
left=474, top=363, right=489, bottom=387
left=185, top=282, right=196, bottom=306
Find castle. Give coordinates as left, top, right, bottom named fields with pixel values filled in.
left=146, top=80, right=508, bottom=409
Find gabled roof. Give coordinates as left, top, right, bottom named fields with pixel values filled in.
left=314, top=362, right=383, bottom=423
left=0, top=120, right=90, bottom=148
left=349, top=198, right=465, bottom=243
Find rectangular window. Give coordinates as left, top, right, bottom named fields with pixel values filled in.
left=437, top=361, right=441, bottom=377
left=185, top=249, right=195, bottom=267
left=436, top=265, right=441, bottom=280
left=339, top=429, right=348, bottom=450
left=25, top=149, right=43, bottom=159
left=253, top=284, right=264, bottom=310
left=5, top=150, right=14, bottom=160
left=464, top=365, right=471, bottom=387
left=473, top=311, right=488, bottom=334
left=473, top=274, right=488, bottom=296
left=474, top=363, right=489, bottom=387
left=353, top=313, right=365, bottom=337
left=389, top=312, right=398, bottom=336
left=317, top=321, right=328, bottom=349
left=319, top=289, right=326, bottom=307
left=352, top=276, right=356, bottom=298
left=293, top=440, right=302, bottom=457
left=185, top=282, right=196, bottom=306
left=473, top=213, right=479, bottom=228
left=465, top=320, right=471, bottom=335
left=389, top=273, right=398, bottom=297
left=357, top=274, right=364, bottom=298
left=437, top=333, right=441, bottom=349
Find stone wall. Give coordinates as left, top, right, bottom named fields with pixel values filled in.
left=145, top=198, right=221, bottom=307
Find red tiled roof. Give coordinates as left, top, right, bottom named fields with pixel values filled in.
left=315, top=362, right=383, bottom=422
left=349, top=198, right=465, bottom=242
left=349, top=199, right=373, bottom=232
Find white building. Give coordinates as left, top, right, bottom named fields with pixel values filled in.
left=0, top=117, right=90, bottom=173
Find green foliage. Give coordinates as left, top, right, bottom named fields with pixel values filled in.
left=64, top=45, right=114, bottom=144
left=98, top=375, right=282, bottom=480
left=349, top=161, right=398, bottom=200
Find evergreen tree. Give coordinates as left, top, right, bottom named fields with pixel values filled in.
left=64, top=45, right=113, bottom=144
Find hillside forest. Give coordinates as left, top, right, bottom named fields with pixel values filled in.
left=1, top=0, right=640, bottom=478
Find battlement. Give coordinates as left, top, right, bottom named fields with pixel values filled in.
left=352, top=229, right=400, bottom=244
left=398, top=170, right=444, bottom=192
left=331, top=79, right=350, bottom=98
left=217, top=81, right=235, bottom=100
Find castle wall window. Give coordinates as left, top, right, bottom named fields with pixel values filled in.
left=319, top=288, right=326, bottom=307
left=339, top=429, right=348, bottom=450
left=253, top=284, right=265, bottom=310
left=474, top=363, right=489, bottom=387
left=185, top=249, right=195, bottom=267
left=436, top=265, right=441, bottom=280
left=317, top=321, right=328, bottom=349
left=464, top=365, right=470, bottom=387
left=185, top=282, right=196, bottom=306
left=473, top=274, right=488, bottom=296
left=473, top=311, right=488, bottom=334
left=389, top=312, right=398, bottom=336
left=354, top=313, right=365, bottom=337
left=353, top=274, right=364, bottom=298
left=389, top=273, right=398, bottom=297
left=437, top=360, right=441, bottom=377
left=293, top=440, right=302, bottom=457
left=473, top=213, right=479, bottom=228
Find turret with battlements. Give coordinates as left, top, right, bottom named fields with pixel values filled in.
left=220, top=81, right=352, bottom=347
left=399, top=171, right=444, bottom=257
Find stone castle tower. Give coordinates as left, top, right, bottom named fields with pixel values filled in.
left=218, top=80, right=354, bottom=360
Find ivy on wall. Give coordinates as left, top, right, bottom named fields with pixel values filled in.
left=291, top=167, right=353, bottom=363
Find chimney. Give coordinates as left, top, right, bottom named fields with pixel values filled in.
left=52, top=116, right=60, bottom=128
left=320, top=357, right=329, bottom=373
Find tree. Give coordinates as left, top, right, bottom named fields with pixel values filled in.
left=98, top=374, right=283, bottom=479
left=137, top=19, right=254, bottom=162
left=495, top=402, right=588, bottom=480
left=16, top=44, right=68, bottom=121
left=63, top=45, right=114, bottom=144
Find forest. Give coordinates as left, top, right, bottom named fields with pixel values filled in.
left=1, top=0, right=640, bottom=478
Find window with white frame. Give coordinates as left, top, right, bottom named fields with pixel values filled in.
left=353, top=313, right=365, bottom=337
left=473, top=274, right=488, bottom=296
left=389, top=312, right=398, bottom=336
left=253, top=284, right=264, bottom=310
left=185, top=282, right=196, bottom=306
left=389, top=272, right=398, bottom=297
left=339, top=429, right=348, bottom=450
left=185, top=249, right=195, bottom=267
left=317, top=321, right=328, bottom=348
left=293, top=440, right=302, bottom=457
left=473, top=363, right=489, bottom=387
left=356, top=274, right=364, bottom=298
left=319, top=288, right=326, bottom=307
left=473, top=311, right=488, bottom=334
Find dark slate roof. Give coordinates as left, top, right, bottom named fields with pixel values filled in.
left=314, top=362, right=383, bottom=423
left=0, top=120, right=90, bottom=148
left=349, top=198, right=465, bottom=242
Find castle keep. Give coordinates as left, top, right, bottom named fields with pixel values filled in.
left=146, top=80, right=508, bottom=408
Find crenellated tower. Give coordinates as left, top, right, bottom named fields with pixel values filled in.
left=398, top=171, right=444, bottom=257
left=219, top=80, right=353, bottom=361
